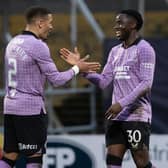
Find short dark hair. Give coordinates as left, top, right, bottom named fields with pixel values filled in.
left=25, top=6, right=51, bottom=24
left=120, top=9, right=143, bottom=30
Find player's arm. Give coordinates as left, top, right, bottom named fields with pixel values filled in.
left=34, top=43, right=100, bottom=87
left=118, top=45, right=156, bottom=108
left=84, top=49, right=115, bottom=89
left=34, top=44, right=74, bottom=87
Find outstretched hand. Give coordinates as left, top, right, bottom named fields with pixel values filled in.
left=60, top=47, right=86, bottom=65
left=60, top=47, right=101, bottom=73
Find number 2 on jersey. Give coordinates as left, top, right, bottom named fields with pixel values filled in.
left=8, top=58, right=17, bottom=88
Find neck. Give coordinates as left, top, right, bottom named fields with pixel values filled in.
left=25, top=25, right=39, bottom=38
left=123, top=31, right=140, bottom=48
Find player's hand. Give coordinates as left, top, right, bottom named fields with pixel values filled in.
left=76, top=60, right=101, bottom=73
left=73, top=47, right=81, bottom=60
left=105, top=102, right=122, bottom=120
left=60, top=47, right=101, bottom=73
left=60, top=47, right=89, bottom=65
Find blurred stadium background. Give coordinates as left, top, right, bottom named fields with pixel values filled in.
left=0, top=0, right=168, bottom=167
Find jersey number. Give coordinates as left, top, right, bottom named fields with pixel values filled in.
left=8, top=58, right=17, bottom=88
left=126, top=130, right=142, bottom=143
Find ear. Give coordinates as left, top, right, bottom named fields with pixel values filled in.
left=130, top=21, right=137, bottom=30
left=37, top=19, right=43, bottom=29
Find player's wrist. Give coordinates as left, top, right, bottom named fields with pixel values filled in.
left=72, top=65, right=80, bottom=75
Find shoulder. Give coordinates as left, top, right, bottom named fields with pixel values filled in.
left=136, top=39, right=156, bottom=60
left=137, top=39, right=155, bottom=54
left=30, top=38, right=49, bottom=51
left=109, top=43, right=122, bottom=56
left=19, top=34, right=49, bottom=51
left=8, top=35, right=49, bottom=51
left=28, top=38, right=50, bottom=57
left=21, top=36, right=50, bottom=59
left=30, top=40, right=51, bottom=60
left=112, top=43, right=122, bottom=51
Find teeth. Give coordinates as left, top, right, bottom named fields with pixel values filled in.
left=116, top=31, right=121, bottom=36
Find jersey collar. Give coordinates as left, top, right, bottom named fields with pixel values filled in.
left=122, top=37, right=142, bottom=48
left=22, top=31, right=39, bottom=39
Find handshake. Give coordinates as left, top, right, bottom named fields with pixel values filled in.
left=60, top=47, right=101, bottom=74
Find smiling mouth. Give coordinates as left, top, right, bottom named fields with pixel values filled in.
left=116, top=31, right=121, bottom=37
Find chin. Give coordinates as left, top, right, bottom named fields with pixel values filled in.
left=116, top=36, right=124, bottom=41
left=40, top=36, right=48, bottom=41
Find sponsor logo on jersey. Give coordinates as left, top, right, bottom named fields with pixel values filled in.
left=114, top=65, right=130, bottom=79
left=18, top=143, right=38, bottom=150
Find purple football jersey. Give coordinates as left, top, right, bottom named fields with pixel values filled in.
left=85, top=39, right=155, bottom=123
left=4, top=31, right=75, bottom=115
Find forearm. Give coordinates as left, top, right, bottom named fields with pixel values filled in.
left=84, top=73, right=112, bottom=89
left=47, top=69, right=75, bottom=87
left=118, top=79, right=152, bottom=108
